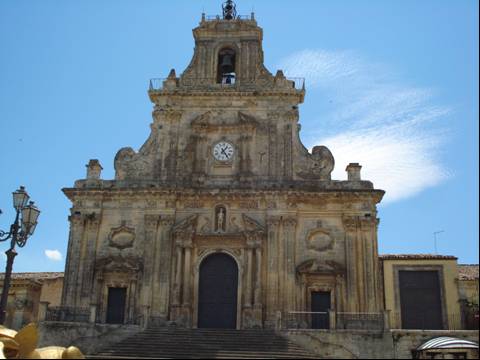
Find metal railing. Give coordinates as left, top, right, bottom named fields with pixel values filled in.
left=45, top=306, right=90, bottom=323
left=204, top=15, right=253, bottom=21
left=287, top=311, right=385, bottom=330
left=149, top=77, right=305, bottom=91
left=390, top=312, right=465, bottom=331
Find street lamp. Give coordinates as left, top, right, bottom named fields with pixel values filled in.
left=0, top=186, right=40, bottom=324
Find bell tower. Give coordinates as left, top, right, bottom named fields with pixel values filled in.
left=179, top=2, right=275, bottom=90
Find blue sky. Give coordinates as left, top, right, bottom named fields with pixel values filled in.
left=0, top=0, right=478, bottom=272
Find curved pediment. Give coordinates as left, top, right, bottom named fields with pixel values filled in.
left=297, top=259, right=345, bottom=275
left=96, top=255, right=143, bottom=274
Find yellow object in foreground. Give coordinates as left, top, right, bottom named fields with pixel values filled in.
left=0, top=323, right=84, bottom=359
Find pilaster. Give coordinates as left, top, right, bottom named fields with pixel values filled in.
left=265, top=216, right=281, bottom=327
left=81, top=213, right=101, bottom=302
left=61, top=212, right=85, bottom=307
left=143, top=214, right=160, bottom=308
left=152, top=216, right=175, bottom=318
left=283, top=217, right=297, bottom=315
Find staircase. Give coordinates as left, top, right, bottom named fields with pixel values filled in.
left=92, top=327, right=319, bottom=359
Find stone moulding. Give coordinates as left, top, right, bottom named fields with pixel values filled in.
left=63, top=187, right=385, bottom=204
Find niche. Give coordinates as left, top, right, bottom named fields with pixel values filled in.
left=214, top=205, right=227, bottom=232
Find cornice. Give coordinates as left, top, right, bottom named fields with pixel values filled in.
left=62, top=186, right=384, bottom=204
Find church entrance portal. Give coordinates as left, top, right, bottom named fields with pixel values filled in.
left=198, top=253, right=238, bottom=329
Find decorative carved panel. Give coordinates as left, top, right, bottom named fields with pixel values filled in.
left=108, top=224, right=136, bottom=250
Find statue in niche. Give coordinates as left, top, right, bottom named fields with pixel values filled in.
left=215, top=206, right=226, bottom=233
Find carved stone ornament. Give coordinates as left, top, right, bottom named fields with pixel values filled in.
left=296, top=145, right=335, bottom=180
left=95, top=254, right=143, bottom=274
left=191, top=111, right=259, bottom=133
left=173, top=214, right=198, bottom=243
left=242, top=214, right=265, bottom=233
left=242, top=214, right=265, bottom=247
left=114, top=146, right=155, bottom=181
left=108, top=224, right=136, bottom=250
left=197, top=216, right=212, bottom=234
left=306, top=228, right=334, bottom=252
left=296, top=259, right=345, bottom=275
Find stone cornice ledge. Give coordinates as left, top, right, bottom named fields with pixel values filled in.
left=62, top=186, right=385, bottom=204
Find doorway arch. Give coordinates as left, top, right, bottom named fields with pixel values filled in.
left=197, top=253, right=238, bottom=329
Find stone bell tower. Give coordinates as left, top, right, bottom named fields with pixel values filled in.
left=61, top=1, right=385, bottom=330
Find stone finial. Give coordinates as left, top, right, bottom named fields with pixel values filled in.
left=346, top=163, right=362, bottom=181
left=86, top=159, right=103, bottom=180
left=275, top=70, right=285, bottom=79
left=168, top=68, right=176, bottom=79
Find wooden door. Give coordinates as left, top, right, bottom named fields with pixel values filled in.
left=198, top=253, right=238, bottom=329
left=106, top=287, right=127, bottom=324
left=311, top=291, right=331, bottom=329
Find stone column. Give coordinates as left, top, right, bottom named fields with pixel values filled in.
left=361, top=216, right=382, bottom=312
left=153, top=216, right=174, bottom=318
left=343, top=216, right=359, bottom=312
left=61, top=213, right=84, bottom=307
left=181, top=237, right=193, bottom=327
left=283, top=218, right=297, bottom=321
left=128, top=280, right=137, bottom=324
left=81, top=213, right=101, bottom=303
left=253, top=246, right=262, bottom=307
left=172, top=243, right=183, bottom=307
left=245, top=246, right=253, bottom=308
left=265, top=216, right=281, bottom=327
left=335, top=275, right=346, bottom=312
left=143, top=215, right=160, bottom=309
left=95, top=275, right=104, bottom=322
left=183, top=244, right=192, bottom=306
left=89, top=304, right=97, bottom=323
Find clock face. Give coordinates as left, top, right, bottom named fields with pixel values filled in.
left=213, top=141, right=234, bottom=162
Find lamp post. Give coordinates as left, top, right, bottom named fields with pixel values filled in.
left=0, top=186, right=40, bottom=324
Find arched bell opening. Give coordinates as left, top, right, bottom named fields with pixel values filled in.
left=217, top=48, right=236, bottom=84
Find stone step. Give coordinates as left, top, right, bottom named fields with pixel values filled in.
left=91, top=328, right=319, bottom=359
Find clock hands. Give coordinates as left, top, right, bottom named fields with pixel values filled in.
left=221, top=147, right=230, bottom=159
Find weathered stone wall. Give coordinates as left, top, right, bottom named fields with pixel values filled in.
left=38, top=322, right=141, bottom=355
left=40, top=278, right=63, bottom=306
left=283, top=329, right=480, bottom=359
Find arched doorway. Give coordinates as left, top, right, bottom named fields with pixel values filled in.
left=198, top=253, right=238, bottom=329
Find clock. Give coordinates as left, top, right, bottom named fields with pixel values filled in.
left=213, top=141, right=234, bottom=162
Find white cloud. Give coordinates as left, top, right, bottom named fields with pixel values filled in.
left=45, top=249, right=62, bottom=261
left=277, top=49, right=451, bottom=203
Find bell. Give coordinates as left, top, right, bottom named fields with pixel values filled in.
left=220, top=54, right=234, bottom=73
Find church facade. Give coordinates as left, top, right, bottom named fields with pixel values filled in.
left=60, top=3, right=385, bottom=330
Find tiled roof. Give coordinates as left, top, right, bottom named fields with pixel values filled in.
left=0, top=272, right=64, bottom=281
left=458, top=264, right=479, bottom=281
left=379, top=254, right=457, bottom=260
